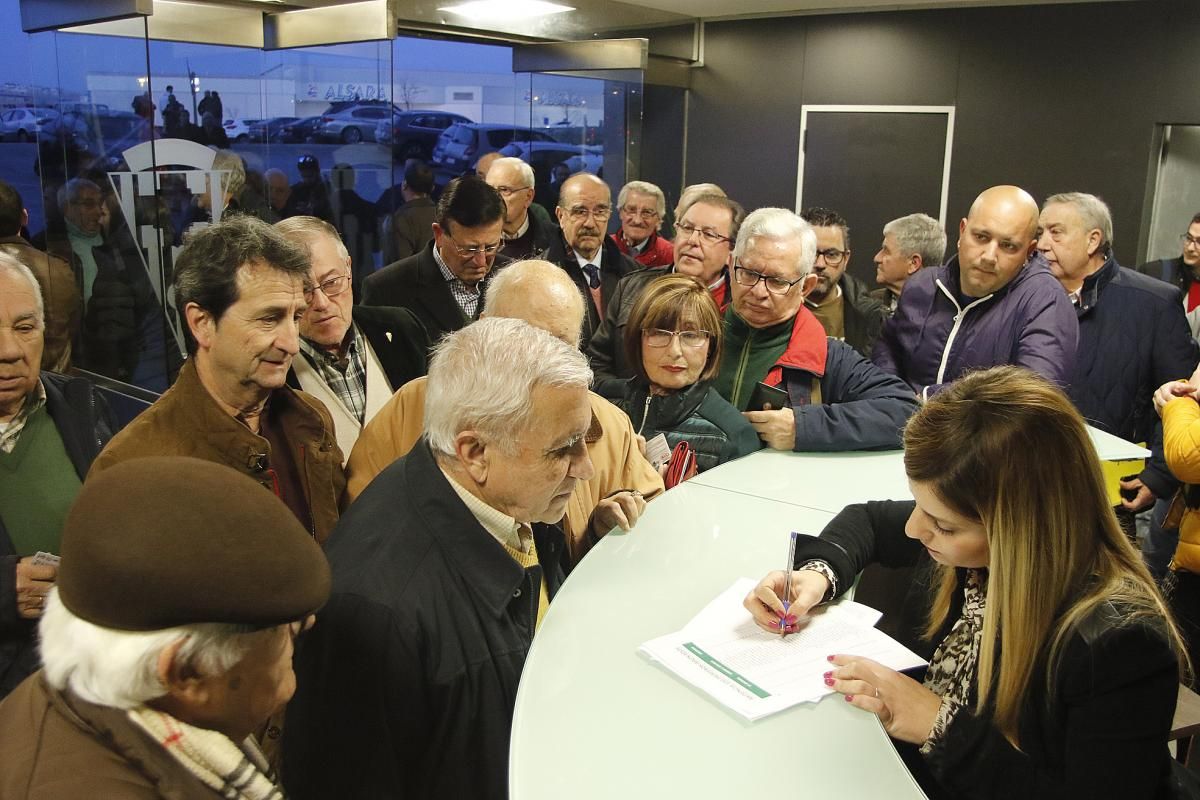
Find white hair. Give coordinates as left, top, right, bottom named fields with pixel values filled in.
left=0, top=250, right=44, bottom=326
left=883, top=212, right=947, bottom=268
left=618, top=180, right=666, bottom=217
left=733, top=207, right=818, bottom=277
left=424, top=317, right=592, bottom=457
left=39, top=588, right=258, bottom=709
left=492, top=156, right=535, bottom=189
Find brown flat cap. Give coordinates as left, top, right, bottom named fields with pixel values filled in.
left=59, top=457, right=331, bottom=631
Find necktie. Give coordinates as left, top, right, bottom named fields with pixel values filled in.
left=583, top=263, right=601, bottom=290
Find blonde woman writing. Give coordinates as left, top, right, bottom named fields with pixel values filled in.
left=746, top=366, right=1190, bottom=799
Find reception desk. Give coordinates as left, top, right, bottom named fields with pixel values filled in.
left=509, top=452, right=927, bottom=800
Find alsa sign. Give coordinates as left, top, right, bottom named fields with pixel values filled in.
left=305, top=83, right=389, bottom=102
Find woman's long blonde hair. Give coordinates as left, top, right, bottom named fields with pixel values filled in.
left=904, top=366, right=1186, bottom=745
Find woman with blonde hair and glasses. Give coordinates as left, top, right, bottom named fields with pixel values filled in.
left=745, top=366, right=1192, bottom=799
left=598, top=273, right=759, bottom=473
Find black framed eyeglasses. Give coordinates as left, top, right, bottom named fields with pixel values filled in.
left=733, top=265, right=805, bottom=296
left=643, top=328, right=711, bottom=348
left=303, top=273, right=350, bottom=302
left=815, top=248, right=849, bottom=267
left=674, top=221, right=732, bottom=245
left=1182, top=233, right=1200, bottom=248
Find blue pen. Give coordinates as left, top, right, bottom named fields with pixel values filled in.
left=781, top=531, right=799, bottom=638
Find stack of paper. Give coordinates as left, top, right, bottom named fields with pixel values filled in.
left=638, top=577, right=928, bottom=721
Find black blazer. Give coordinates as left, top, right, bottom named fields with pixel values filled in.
left=283, top=441, right=569, bottom=799
left=287, top=305, right=429, bottom=394
left=545, top=234, right=638, bottom=351
left=795, top=500, right=1183, bottom=800
left=361, top=243, right=510, bottom=347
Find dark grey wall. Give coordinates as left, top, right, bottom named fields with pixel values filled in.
left=656, top=0, right=1200, bottom=267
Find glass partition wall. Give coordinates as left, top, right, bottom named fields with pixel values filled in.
left=3, top=14, right=643, bottom=406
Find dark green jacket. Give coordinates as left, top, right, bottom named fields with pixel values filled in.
left=598, top=378, right=760, bottom=473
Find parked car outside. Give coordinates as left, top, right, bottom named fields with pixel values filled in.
left=431, top=123, right=558, bottom=178
left=223, top=118, right=262, bottom=142
left=316, top=103, right=396, bottom=144
left=0, top=107, right=60, bottom=142
left=277, top=116, right=323, bottom=143
left=246, top=116, right=299, bottom=143
left=374, top=111, right=472, bottom=161
left=498, top=140, right=604, bottom=181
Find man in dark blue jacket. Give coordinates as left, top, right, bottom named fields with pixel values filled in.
left=1038, top=192, right=1199, bottom=567
left=872, top=185, right=1078, bottom=398
left=0, top=253, right=116, bottom=698
left=712, top=207, right=917, bottom=452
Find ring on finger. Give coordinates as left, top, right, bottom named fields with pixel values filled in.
left=873, top=686, right=880, bottom=699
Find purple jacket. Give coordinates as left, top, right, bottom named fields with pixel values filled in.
left=871, top=254, right=1078, bottom=397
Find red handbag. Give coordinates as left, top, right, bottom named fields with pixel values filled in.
left=663, top=440, right=699, bottom=489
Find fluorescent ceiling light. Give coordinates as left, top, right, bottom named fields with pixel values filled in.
left=438, top=0, right=574, bottom=22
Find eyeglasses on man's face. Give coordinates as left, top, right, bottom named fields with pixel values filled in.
left=815, top=248, right=849, bottom=267
left=446, top=233, right=502, bottom=258
left=564, top=205, right=612, bottom=222
left=303, top=272, right=350, bottom=303
left=642, top=328, right=712, bottom=348
left=494, top=185, right=532, bottom=198
left=622, top=206, right=660, bottom=221
left=1182, top=233, right=1200, bottom=249
left=733, top=265, right=806, bottom=296
left=674, top=221, right=732, bottom=246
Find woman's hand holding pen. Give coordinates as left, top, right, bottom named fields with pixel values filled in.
left=825, top=655, right=942, bottom=745
left=743, top=570, right=829, bottom=634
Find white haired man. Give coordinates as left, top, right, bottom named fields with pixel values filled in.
left=0, top=253, right=116, bottom=700
left=345, top=258, right=663, bottom=561
left=1037, top=192, right=1197, bottom=569
left=486, top=156, right=559, bottom=261
left=0, top=456, right=331, bottom=797
left=714, top=208, right=917, bottom=451
left=285, top=318, right=594, bottom=799
left=277, top=216, right=429, bottom=460
left=870, top=212, right=946, bottom=315
left=612, top=180, right=673, bottom=267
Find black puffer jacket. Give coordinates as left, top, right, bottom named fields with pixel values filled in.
left=598, top=378, right=760, bottom=473
left=0, top=372, right=116, bottom=698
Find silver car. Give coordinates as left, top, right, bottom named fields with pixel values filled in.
left=0, top=107, right=59, bottom=142
left=316, top=105, right=393, bottom=144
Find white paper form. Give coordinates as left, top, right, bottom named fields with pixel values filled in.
left=640, top=578, right=928, bottom=721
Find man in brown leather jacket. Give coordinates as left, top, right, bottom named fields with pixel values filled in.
left=89, top=215, right=345, bottom=543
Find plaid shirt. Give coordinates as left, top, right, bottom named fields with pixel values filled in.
left=0, top=379, right=46, bottom=454
left=433, top=244, right=484, bottom=319
left=299, top=325, right=367, bottom=424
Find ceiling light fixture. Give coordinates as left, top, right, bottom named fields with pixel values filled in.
left=438, top=0, right=574, bottom=22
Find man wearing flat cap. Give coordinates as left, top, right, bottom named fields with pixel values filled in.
left=0, top=456, right=331, bottom=798
left=285, top=317, right=594, bottom=799
left=89, top=215, right=346, bottom=543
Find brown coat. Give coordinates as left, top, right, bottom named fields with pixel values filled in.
left=346, top=377, right=663, bottom=561
left=0, top=674, right=221, bottom=799
left=90, top=359, right=345, bottom=544
left=0, top=235, right=80, bottom=372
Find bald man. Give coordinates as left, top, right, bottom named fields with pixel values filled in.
left=872, top=185, right=1078, bottom=398
left=345, top=259, right=663, bottom=562
left=545, top=173, right=639, bottom=350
